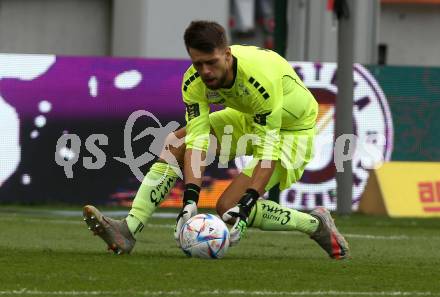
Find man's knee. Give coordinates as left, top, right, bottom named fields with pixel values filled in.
left=160, top=128, right=186, bottom=165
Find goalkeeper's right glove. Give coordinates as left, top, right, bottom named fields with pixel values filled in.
left=173, top=183, right=200, bottom=247
left=222, top=188, right=260, bottom=246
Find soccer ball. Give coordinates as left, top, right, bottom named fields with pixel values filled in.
left=179, top=213, right=230, bottom=259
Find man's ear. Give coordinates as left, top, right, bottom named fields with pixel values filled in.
left=225, top=46, right=232, bottom=61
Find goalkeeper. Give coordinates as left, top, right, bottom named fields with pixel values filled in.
left=83, top=20, right=349, bottom=259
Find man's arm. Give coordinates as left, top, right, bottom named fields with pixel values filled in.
left=173, top=146, right=208, bottom=246
left=174, top=69, right=210, bottom=245
left=222, top=74, right=283, bottom=245
left=183, top=148, right=206, bottom=187
left=221, top=162, right=275, bottom=246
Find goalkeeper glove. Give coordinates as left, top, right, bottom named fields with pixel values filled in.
left=222, top=188, right=260, bottom=246
left=173, top=183, right=200, bottom=247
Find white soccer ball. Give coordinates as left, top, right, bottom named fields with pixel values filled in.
left=179, top=213, right=230, bottom=259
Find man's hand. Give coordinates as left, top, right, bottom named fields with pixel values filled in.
left=173, top=201, right=197, bottom=247
left=222, top=205, right=248, bottom=246
left=222, top=188, right=260, bottom=246
left=174, top=183, right=201, bottom=247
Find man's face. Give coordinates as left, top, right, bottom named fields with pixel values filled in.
left=188, top=47, right=232, bottom=90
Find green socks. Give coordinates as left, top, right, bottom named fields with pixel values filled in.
left=126, top=162, right=179, bottom=237
left=126, top=215, right=144, bottom=237
left=126, top=163, right=318, bottom=237
left=248, top=200, right=319, bottom=235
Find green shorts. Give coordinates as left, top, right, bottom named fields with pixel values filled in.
left=209, top=108, right=315, bottom=191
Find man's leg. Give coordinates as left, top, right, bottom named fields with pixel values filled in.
left=216, top=172, right=319, bottom=235
left=83, top=128, right=186, bottom=254
left=126, top=127, right=186, bottom=236
left=211, top=108, right=348, bottom=259
left=217, top=170, right=348, bottom=259
left=209, top=108, right=320, bottom=238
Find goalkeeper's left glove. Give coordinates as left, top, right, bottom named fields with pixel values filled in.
left=222, top=188, right=260, bottom=246
left=173, top=183, right=200, bottom=247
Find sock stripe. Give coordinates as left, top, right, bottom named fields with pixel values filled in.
left=187, top=188, right=200, bottom=195
left=134, top=222, right=144, bottom=235
left=152, top=161, right=180, bottom=178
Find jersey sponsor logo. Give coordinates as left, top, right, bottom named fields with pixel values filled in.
left=206, top=90, right=224, bottom=104
left=253, top=112, right=271, bottom=126
left=185, top=103, right=200, bottom=121
left=279, top=62, right=393, bottom=211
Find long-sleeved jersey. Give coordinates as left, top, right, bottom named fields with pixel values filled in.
left=182, top=45, right=318, bottom=161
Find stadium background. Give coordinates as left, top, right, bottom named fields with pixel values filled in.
left=1, top=1, right=440, bottom=296
left=0, top=0, right=439, bottom=213
left=0, top=56, right=439, bottom=209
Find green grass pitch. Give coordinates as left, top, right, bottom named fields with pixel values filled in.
left=0, top=206, right=439, bottom=297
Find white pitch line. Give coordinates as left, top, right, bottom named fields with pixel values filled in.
left=345, top=233, right=409, bottom=240
left=0, top=289, right=437, bottom=296
left=0, top=217, right=416, bottom=241
left=0, top=209, right=177, bottom=219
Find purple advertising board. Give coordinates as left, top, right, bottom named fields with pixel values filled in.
left=0, top=54, right=192, bottom=204
left=0, top=54, right=395, bottom=210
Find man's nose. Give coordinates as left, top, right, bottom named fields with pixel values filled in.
left=200, top=65, right=212, bottom=77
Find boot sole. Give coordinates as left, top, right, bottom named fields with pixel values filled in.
left=83, top=205, right=125, bottom=255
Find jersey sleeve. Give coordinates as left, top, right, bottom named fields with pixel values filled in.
left=249, top=77, right=283, bottom=161
left=182, top=74, right=210, bottom=152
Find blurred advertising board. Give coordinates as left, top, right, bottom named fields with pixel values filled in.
left=0, top=54, right=438, bottom=209
left=360, top=162, right=440, bottom=217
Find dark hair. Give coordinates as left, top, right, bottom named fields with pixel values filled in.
left=184, top=20, right=227, bottom=53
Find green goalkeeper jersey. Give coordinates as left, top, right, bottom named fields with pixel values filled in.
left=182, top=45, right=318, bottom=161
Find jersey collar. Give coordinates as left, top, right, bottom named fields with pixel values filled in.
left=221, top=55, right=238, bottom=90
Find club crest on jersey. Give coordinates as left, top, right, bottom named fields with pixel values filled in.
left=238, top=82, right=250, bottom=96
left=206, top=91, right=225, bottom=105
left=206, top=90, right=221, bottom=100
left=279, top=62, right=394, bottom=211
